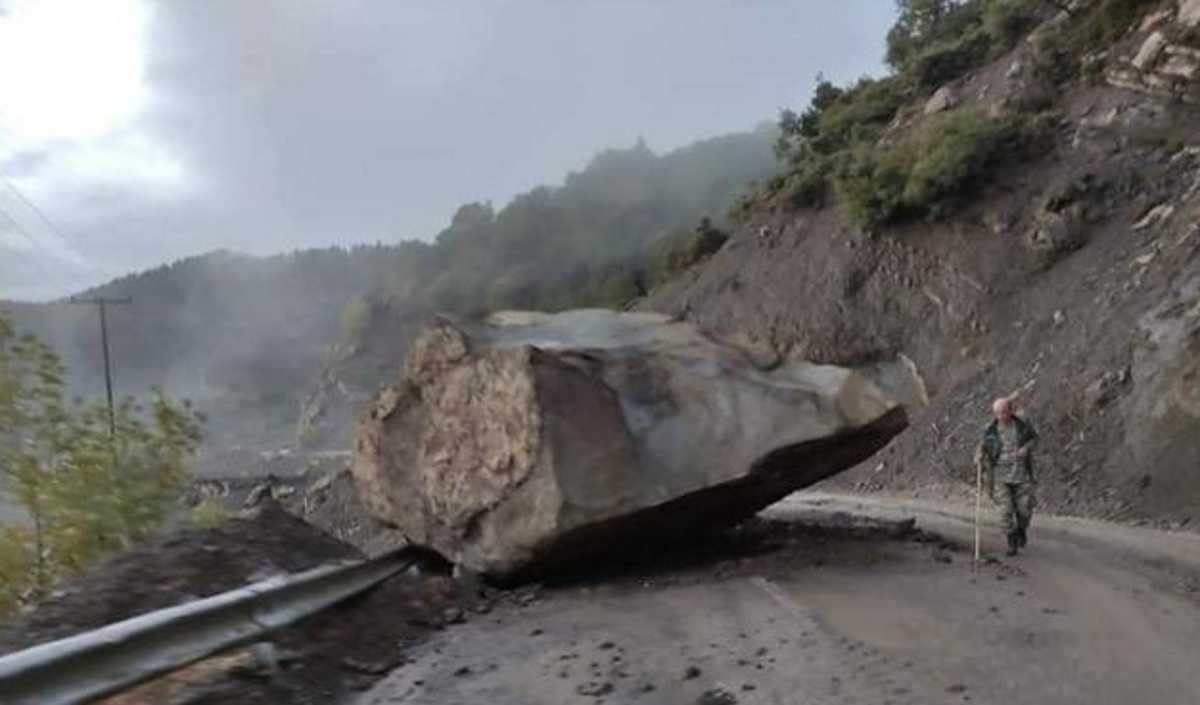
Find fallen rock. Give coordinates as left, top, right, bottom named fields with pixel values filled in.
left=698, top=688, right=739, bottom=705
left=1132, top=32, right=1168, bottom=71
left=1028, top=209, right=1085, bottom=257
left=352, top=310, right=907, bottom=578
left=1133, top=203, right=1175, bottom=231
left=340, top=657, right=393, bottom=676
left=576, top=681, right=614, bottom=696
left=1182, top=0, right=1200, bottom=27
left=1160, top=50, right=1200, bottom=81
left=1140, top=8, right=1175, bottom=32
left=924, top=85, right=957, bottom=115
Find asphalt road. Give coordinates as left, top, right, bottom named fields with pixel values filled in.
left=356, top=493, right=1200, bottom=705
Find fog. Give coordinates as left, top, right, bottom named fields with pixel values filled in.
left=0, top=0, right=894, bottom=302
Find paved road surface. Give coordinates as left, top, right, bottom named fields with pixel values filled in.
left=356, top=493, right=1200, bottom=705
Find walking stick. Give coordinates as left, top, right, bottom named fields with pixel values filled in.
left=974, top=456, right=987, bottom=567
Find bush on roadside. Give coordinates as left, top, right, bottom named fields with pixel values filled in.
left=0, top=315, right=202, bottom=619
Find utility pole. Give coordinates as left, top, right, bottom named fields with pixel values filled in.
left=70, top=296, right=131, bottom=439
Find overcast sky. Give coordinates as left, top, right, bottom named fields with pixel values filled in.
left=0, top=0, right=894, bottom=301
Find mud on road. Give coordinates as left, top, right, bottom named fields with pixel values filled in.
left=357, top=493, right=1200, bottom=705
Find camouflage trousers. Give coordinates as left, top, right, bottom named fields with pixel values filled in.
left=994, top=482, right=1036, bottom=536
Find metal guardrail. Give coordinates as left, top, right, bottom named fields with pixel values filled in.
left=0, top=548, right=416, bottom=705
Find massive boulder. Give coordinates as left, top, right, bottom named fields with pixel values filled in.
left=352, top=310, right=908, bottom=578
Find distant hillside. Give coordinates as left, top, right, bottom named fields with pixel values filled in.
left=4, top=128, right=777, bottom=454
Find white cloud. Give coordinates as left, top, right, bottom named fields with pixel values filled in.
left=1, top=0, right=896, bottom=302
left=0, top=0, right=149, bottom=142
left=0, top=0, right=192, bottom=299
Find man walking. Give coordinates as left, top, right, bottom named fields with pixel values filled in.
left=975, top=397, right=1039, bottom=556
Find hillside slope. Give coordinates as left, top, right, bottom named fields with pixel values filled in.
left=644, top=2, right=1200, bottom=525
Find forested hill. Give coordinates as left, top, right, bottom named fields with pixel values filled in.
left=3, top=127, right=777, bottom=450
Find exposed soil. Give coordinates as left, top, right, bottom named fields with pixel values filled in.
left=0, top=502, right=356, bottom=655
left=0, top=501, right=486, bottom=705
left=111, top=567, right=484, bottom=705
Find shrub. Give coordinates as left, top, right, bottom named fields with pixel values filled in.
left=835, top=108, right=1026, bottom=228
left=902, top=110, right=1022, bottom=216
left=727, top=190, right=761, bottom=223
left=887, top=0, right=986, bottom=72
left=686, top=218, right=730, bottom=262
left=0, top=527, right=34, bottom=616
left=982, top=0, right=1038, bottom=50
left=814, top=78, right=907, bottom=154
left=646, top=229, right=696, bottom=286
left=767, top=75, right=906, bottom=214
left=1, top=316, right=202, bottom=616
left=834, top=142, right=915, bottom=229
left=773, top=156, right=833, bottom=209
left=908, top=27, right=993, bottom=90
left=646, top=218, right=729, bottom=284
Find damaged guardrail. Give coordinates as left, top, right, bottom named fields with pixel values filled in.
left=0, top=548, right=416, bottom=705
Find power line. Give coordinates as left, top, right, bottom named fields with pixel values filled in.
left=0, top=202, right=66, bottom=288
left=0, top=172, right=76, bottom=248
left=0, top=173, right=99, bottom=293
left=0, top=119, right=106, bottom=296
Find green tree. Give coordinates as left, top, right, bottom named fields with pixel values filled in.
left=886, top=0, right=978, bottom=71
left=0, top=314, right=201, bottom=617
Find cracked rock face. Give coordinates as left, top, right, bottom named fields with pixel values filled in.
left=352, top=310, right=907, bottom=578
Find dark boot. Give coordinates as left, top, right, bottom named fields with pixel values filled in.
left=1006, top=532, right=1020, bottom=556
left=1018, top=527, right=1028, bottom=547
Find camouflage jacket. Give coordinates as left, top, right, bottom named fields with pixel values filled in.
left=979, top=415, right=1038, bottom=485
